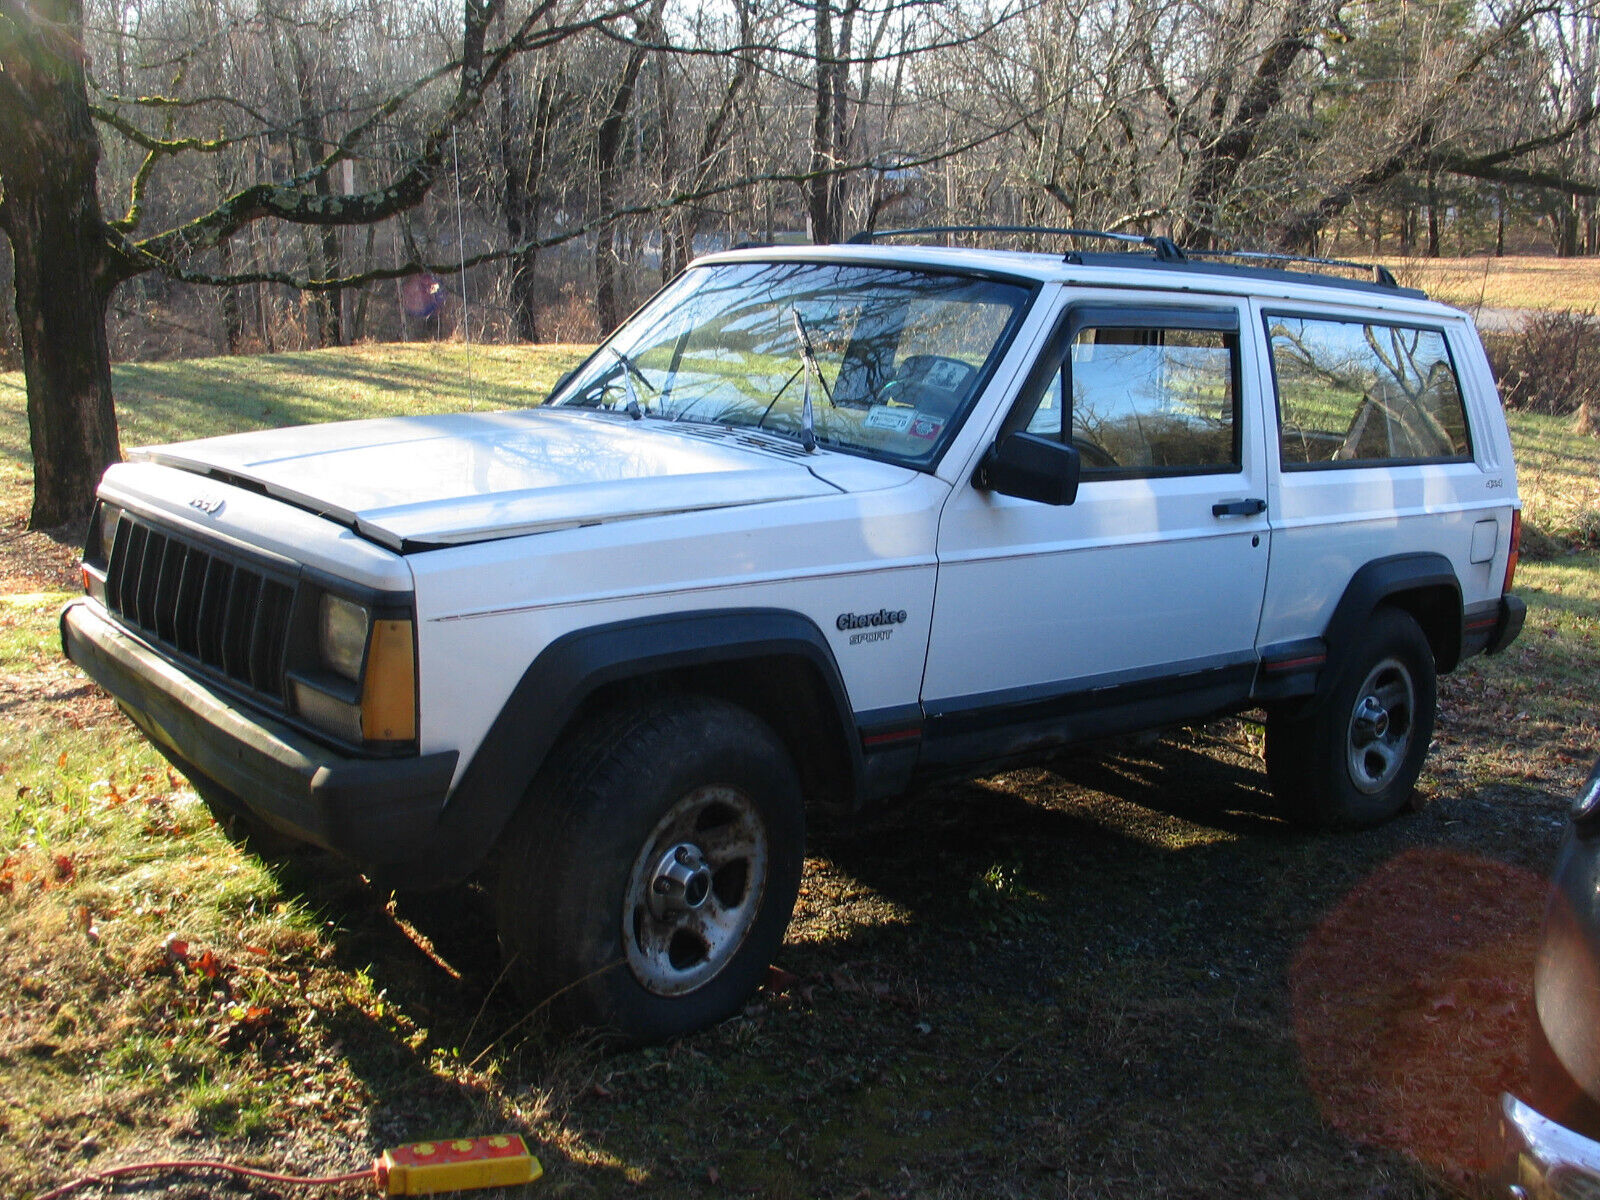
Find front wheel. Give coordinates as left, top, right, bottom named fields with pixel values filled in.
left=494, top=696, right=805, bottom=1042
left=1266, top=606, right=1437, bottom=829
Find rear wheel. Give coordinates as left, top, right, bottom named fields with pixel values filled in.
left=494, top=695, right=805, bottom=1042
left=1266, top=607, right=1436, bottom=829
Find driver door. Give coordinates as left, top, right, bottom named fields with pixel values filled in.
left=920, top=296, right=1272, bottom=765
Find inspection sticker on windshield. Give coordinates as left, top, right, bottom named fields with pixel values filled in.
left=909, top=415, right=944, bottom=439
left=864, top=405, right=915, bottom=432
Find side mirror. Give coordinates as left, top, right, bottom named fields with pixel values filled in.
left=976, top=432, right=1081, bottom=506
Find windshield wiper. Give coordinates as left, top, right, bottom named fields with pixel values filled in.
left=608, top=347, right=654, bottom=420
left=789, top=309, right=834, bottom=453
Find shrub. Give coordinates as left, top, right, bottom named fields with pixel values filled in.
left=1484, top=309, right=1600, bottom=423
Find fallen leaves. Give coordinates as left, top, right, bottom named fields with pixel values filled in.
left=163, top=935, right=227, bottom=984
left=1, top=849, right=82, bottom=898
left=217, top=1003, right=280, bottom=1051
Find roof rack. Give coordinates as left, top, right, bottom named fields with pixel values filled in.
left=1162, top=247, right=1400, bottom=289
left=847, top=225, right=1188, bottom=264
left=839, top=225, right=1421, bottom=298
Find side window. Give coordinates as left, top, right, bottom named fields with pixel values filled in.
left=1068, top=327, right=1238, bottom=473
left=1268, top=316, right=1471, bottom=467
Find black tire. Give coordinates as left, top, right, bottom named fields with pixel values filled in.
left=1265, top=606, right=1437, bottom=829
left=494, top=695, right=805, bottom=1043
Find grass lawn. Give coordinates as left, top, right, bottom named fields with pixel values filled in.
left=0, top=341, right=587, bottom=523
left=1, top=344, right=1597, bottom=1199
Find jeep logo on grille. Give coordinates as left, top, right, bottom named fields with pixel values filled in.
left=189, top=494, right=225, bottom=516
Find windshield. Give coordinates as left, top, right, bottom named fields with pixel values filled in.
left=547, top=261, right=1034, bottom=465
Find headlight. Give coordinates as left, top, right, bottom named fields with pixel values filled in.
left=319, top=594, right=370, bottom=680
left=90, top=503, right=122, bottom=568
left=295, top=595, right=415, bottom=746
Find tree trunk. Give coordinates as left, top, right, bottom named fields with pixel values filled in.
left=284, top=29, right=340, bottom=345
left=806, top=0, right=855, bottom=244
left=593, top=5, right=658, bottom=333
left=1557, top=197, right=1581, bottom=257
left=499, top=69, right=558, bottom=342
left=218, top=237, right=246, bottom=352
left=0, top=238, right=20, bottom=370
left=1180, top=0, right=1327, bottom=247
left=1425, top=170, right=1440, bottom=257
left=0, top=0, right=123, bottom=529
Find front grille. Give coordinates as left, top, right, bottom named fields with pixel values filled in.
left=103, top=513, right=296, bottom=704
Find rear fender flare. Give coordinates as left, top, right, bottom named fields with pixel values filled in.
left=1321, top=553, right=1462, bottom=694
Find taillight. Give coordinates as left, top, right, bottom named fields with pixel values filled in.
left=1503, top=510, right=1521, bottom=594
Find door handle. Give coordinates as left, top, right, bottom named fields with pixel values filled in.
left=1212, top=498, right=1266, bottom=517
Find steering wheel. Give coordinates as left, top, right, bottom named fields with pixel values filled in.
left=878, top=355, right=979, bottom=415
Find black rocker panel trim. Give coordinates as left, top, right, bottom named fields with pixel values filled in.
left=855, top=702, right=926, bottom=750
left=918, top=652, right=1257, bottom=772
left=852, top=702, right=927, bottom=803
left=425, top=608, right=861, bottom=883
left=1252, top=637, right=1328, bottom=702
left=1461, top=597, right=1502, bottom=660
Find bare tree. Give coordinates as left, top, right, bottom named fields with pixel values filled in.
left=0, top=0, right=624, bottom=526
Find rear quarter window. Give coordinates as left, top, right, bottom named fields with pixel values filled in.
left=1267, top=314, right=1471, bottom=468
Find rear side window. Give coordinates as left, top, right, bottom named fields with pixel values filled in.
left=1268, top=316, right=1471, bottom=468
left=1023, top=318, right=1240, bottom=476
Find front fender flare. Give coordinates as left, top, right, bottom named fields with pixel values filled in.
left=424, top=608, right=860, bottom=884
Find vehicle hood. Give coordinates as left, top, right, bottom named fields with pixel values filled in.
left=132, top=409, right=881, bottom=550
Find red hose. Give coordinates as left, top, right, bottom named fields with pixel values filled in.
left=34, top=1158, right=377, bottom=1200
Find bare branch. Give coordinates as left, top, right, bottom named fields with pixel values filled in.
left=88, top=88, right=273, bottom=127
left=89, top=104, right=273, bottom=155
left=116, top=1, right=624, bottom=279
left=150, top=117, right=1032, bottom=292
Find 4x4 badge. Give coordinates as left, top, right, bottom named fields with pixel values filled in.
left=189, top=494, right=225, bottom=516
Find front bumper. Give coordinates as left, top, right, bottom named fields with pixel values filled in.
left=61, top=599, right=458, bottom=876
left=1493, top=1093, right=1600, bottom=1200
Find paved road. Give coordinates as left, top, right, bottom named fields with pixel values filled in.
left=1475, top=307, right=1536, bottom=333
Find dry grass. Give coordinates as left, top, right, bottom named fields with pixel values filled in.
left=1372, top=254, right=1600, bottom=312
left=0, top=347, right=1596, bottom=1199
left=1508, top=411, right=1600, bottom=548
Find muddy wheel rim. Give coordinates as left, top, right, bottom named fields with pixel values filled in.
left=622, top=785, right=769, bottom=996
left=1346, top=655, right=1416, bottom=795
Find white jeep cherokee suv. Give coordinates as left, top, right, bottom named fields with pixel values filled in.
left=62, top=233, right=1526, bottom=1041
